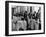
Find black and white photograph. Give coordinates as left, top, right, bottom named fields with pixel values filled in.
left=5, top=1, right=45, bottom=36
left=12, top=6, right=41, bottom=31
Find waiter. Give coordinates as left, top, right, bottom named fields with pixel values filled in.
left=24, top=11, right=28, bottom=30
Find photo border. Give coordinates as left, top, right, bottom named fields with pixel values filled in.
left=5, top=1, right=45, bottom=36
